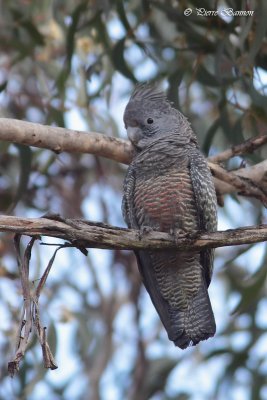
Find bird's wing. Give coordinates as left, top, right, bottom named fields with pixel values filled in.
left=122, top=163, right=139, bottom=229
left=189, top=148, right=218, bottom=286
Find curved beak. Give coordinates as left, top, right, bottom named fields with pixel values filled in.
left=126, top=126, right=143, bottom=146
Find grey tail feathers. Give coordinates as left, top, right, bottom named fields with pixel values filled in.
left=135, top=250, right=215, bottom=349
left=170, top=280, right=216, bottom=349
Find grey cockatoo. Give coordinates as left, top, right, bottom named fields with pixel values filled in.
left=122, top=85, right=217, bottom=349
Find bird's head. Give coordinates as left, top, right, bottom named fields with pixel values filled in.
left=123, top=84, right=195, bottom=150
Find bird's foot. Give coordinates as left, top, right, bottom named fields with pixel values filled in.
left=170, top=228, right=187, bottom=244
left=138, top=225, right=153, bottom=240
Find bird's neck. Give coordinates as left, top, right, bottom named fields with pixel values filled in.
left=133, top=141, right=190, bottom=172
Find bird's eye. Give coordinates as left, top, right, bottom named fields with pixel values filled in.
left=147, top=118, right=154, bottom=124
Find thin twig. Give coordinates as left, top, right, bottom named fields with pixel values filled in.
left=8, top=236, right=37, bottom=377
left=208, top=134, right=267, bottom=163
left=32, top=299, right=58, bottom=370
left=35, top=246, right=62, bottom=299
left=8, top=237, right=59, bottom=375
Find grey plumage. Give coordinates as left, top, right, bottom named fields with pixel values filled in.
left=122, top=85, right=217, bottom=349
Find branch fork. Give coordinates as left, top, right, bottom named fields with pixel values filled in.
left=8, top=235, right=58, bottom=376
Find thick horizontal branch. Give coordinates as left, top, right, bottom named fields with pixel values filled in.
left=0, top=118, right=133, bottom=164
left=0, top=216, right=267, bottom=250
left=0, top=118, right=267, bottom=198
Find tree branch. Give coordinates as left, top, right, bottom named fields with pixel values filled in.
left=209, top=162, right=267, bottom=205
left=1, top=215, right=267, bottom=250
left=208, top=135, right=267, bottom=163
left=0, top=118, right=267, bottom=200
left=0, top=118, right=133, bottom=164
left=211, top=159, right=267, bottom=195
left=8, top=235, right=58, bottom=376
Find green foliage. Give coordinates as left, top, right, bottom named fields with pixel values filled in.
left=0, top=1, right=267, bottom=399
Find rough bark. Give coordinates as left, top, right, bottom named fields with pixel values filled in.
left=1, top=215, right=267, bottom=250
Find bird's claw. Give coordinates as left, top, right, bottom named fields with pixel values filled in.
left=170, top=228, right=187, bottom=244
left=138, top=226, right=153, bottom=240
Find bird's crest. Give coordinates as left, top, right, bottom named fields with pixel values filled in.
left=130, top=84, right=170, bottom=105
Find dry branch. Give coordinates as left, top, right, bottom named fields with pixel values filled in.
left=211, top=159, right=267, bottom=195
left=208, top=134, right=267, bottom=163
left=1, top=215, right=267, bottom=250
left=8, top=235, right=58, bottom=376
left=0, top=118, right=133, bottom=164
left=209, top=162, right=267, bottom=205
